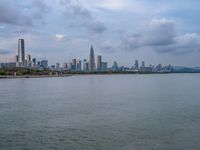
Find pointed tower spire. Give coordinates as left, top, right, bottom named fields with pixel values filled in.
left=89, top=45, right=95, bottom=72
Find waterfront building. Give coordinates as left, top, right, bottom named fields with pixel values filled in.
left=112, top=61, right=118, bottom=71
left=37, top=61, right=41, bottom=68
left=77, top=60, right=82, bottom=71
left=97, top=55, right=102, bottom=72
left=41, top=60, right=48, bottom=69
left=83, top=59, right=89, bottom=72
left=15, top=55, right=19, bottom=63
left=18, top=39, right=25, bottom=66
left=101, top=62, right=108, bottom=72
left=142, top=61, right=145, bottom=68
left=32, top=58, right=37, bottom=68
left=63, top=63, right=68, bottom=70
left=89, top=45, right=95, bottom=72
left=71, top=59, right=77, bottom=71
left=26, top=53, right=32, bottom=68
left=134, top=60, right=139, bottom=70
left=56, top=63, right=60, bottom=69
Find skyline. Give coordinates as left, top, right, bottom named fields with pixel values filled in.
left=1, top=0, right=200, bottom=67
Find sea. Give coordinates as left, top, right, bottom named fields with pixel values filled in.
left=0, top=74, right=200, bottom=150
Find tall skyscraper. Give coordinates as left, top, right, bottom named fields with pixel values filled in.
left=32, top=58, right=37, bottom=68
left=71, top=59, right=77, bottom=71
left=101, top=62, right=108, bottom=72
left=112, top=61, right=118, bottom=71
left=89, top=45, right=95, bottom=72
left=18, top=39, right=25, bottom=66
left=77, top=60, right=82, bottom=71
left=142, top=61, right=145, bottom=68
left=97, top=55, right=102, bottom=72
left=26, top=53, right=32, bottom=68
left=83, top=59, right=89, bottom=72
left=134, top=60, right=139, bottom=70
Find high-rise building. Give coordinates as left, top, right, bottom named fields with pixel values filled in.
left=77, top=60, right=82, bottom=71
left=63, top=63, right=68, bottom=70
left=41, top=60, right=48, bottom=69
left=37, top=61, right=41, bottom=68
left=15, top=55, right=19, bottom=63
left=97, top=55, right=102, bottom=72
left=101, top=62, right=108, bottom=72
left=26, top=53, right=32, bottom=68
left=71, top=59, right=77, bottom=71
left=83, top=59, right=89, bottom=72
left=32, top=58, right=37, bottom=68
left=112, top=61, right=118, bottom=71
left=134, top=60, right=139, bottom=70
left=18, top=39, right=25, bottom=66
left=142, top=61, right=145, bottom=68
left=56, top=63, right=60, bottom=69
left=89, top=45, right=95, bottom=72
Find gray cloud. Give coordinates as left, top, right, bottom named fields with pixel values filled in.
left=60, top=0, right=106, bottom=33
left=0, top=0, right=50, bottom=27
left=121, top=18, right=200, bottom=54
left=0, top=49, right=14, bottom=55
left=0, top=1, right=32, bottom=26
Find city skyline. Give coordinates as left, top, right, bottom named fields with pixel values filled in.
left=0, top=38, right=174, bottom=73
left=0, top=0, right=200, bottom=67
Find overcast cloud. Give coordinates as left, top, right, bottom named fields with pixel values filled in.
left=0, top=0, right=200, bottom=66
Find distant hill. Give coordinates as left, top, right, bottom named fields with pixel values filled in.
left=172, top=66, right=200, bottom=73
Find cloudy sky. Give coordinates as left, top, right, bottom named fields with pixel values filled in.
left=0, top=0, right=200, bottom=67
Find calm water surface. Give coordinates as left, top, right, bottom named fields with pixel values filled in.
left=0, top=74, right=200, bottom=150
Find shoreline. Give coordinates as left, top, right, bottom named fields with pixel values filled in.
left=0, top=72, right=200, bottom=79
left=0, top=74, right=72, bottom=79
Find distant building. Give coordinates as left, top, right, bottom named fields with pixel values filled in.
left=37, top=61, right=41, bottom=68
left=83, top=59, right=89, bottom=72
left=134, top=60, right=139, bottom=70
left=63, top=63, right=68, bottom=70
left=112, top=61, right=118, bottom=71
left=71, top=59, right=77, bottom=71
left=15, top=55, right=19, bottom=63
left=56, top=63, right=60, bottom=69
left=89, top=45, right=95, bottom=72
left=101, top=62, right=108, bottom=72
left=97, top=55, right=102, bottom=72
left=41, top=60, right=48, bottom=69
left=77, top=60, right=82, bottom=71
left=142, top=61, right=145, bottom=68
left=26, top=53, right=32, bottom=68
left=18, top=39, right=25, bottom=66
left=32, top=58, right=37, bottom=68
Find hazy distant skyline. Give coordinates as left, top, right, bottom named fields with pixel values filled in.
left=0, top=0, right=200, bottom=67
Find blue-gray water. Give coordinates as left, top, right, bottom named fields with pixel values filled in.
left=0, top=74, right=200, bottom=150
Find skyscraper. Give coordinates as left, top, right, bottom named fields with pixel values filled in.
left=142, top=61, right=145, bottom=68
left=71, top=59, right=77, bottom=71
left=18, top=39, right=25, bottom=66
left=83, top=59, right=89, bottom=72
left=101, top=62, right=108, bottom=72
left=26, top=53, right=31, bottom=68
left=77, top=60, right=82, bottom=71
left=89, top=45, right=95, bottom=72
left=134, top=60, right=139, bottom=70
left=97, top=55, right=102, bottom=72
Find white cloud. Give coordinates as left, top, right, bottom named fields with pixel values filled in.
left=96, top=0, right=127, bottom=10
left=55, top=34, right=66, bottom=41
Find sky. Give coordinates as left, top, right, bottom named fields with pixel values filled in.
left=0, top=0, right=200, bottom=67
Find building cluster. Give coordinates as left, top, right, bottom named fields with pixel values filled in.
left=0, top=39, right=48, bottom=70
left=54, top=46, right=108, bottom=72
left=0, top=39, right=172, bottom=73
